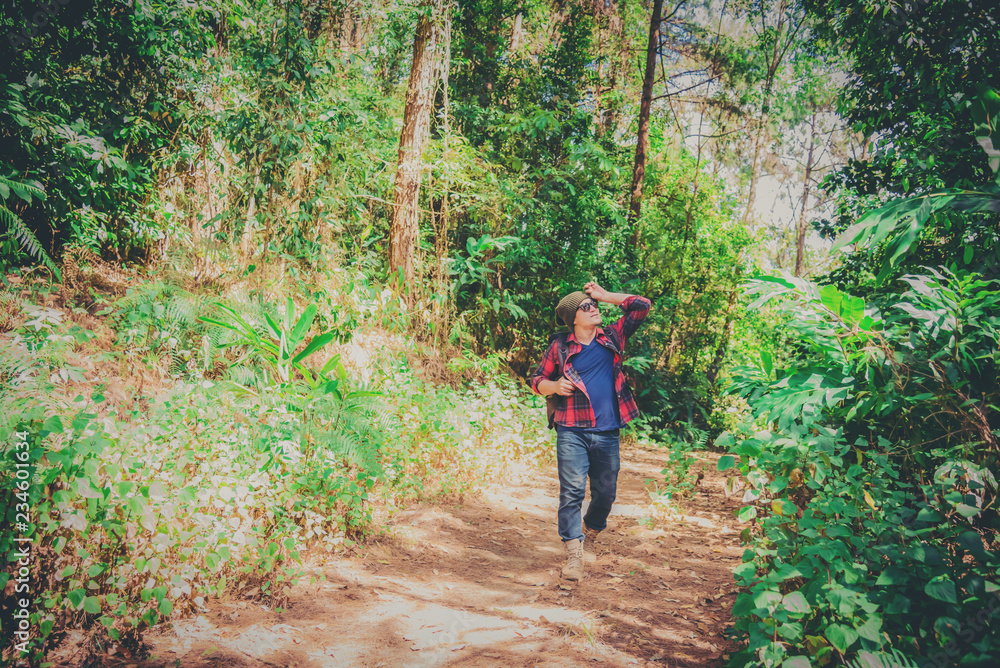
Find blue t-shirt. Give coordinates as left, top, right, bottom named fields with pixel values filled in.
left=565, top=339, right=620, bottom=432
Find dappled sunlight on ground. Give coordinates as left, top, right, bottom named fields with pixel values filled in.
left=129, top=445, right=744, bottom=667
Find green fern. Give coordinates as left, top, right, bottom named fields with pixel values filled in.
left=0, top=175, right=60, bottom=280
left=224, top=364, right=266, bottom=392
left=309, top=394, right=398, bottom=477
left=845, top=648, right=920, bottom=668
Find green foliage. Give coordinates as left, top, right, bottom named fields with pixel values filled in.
left=0, top=1, right=220, bottom=260
left=201, top=297, right=340, bottom=388
left=0, top=285, right=555, bottom=661
left=0, top=173, right=58, bottom=279
left=720, top=105, right=1000, bottom=667
left=830, top=87, right=1000, bottom=283
left=657, top=424, right=710, bottom=500
left=721, top=269, right=1000, bottom=665
left=111, top=281, right=211, bottom=375
left=806, top=0, right=1000, bottom=195
left=813, top=5, right=1000, bottom=290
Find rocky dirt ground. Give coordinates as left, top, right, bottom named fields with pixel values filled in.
left=83, top=444, right=744, bottom=667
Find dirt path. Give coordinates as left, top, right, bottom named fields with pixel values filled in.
left=130, top=445, right=744, bottom=667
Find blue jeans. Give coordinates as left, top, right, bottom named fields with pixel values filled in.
left=556, top=428, right=621, bottom=542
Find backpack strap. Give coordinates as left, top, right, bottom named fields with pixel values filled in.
left=546, top=331, right=571, bottom=430
left=555, top=332, right=569, bottom=374
left=602, top=326, right=622, bottom=354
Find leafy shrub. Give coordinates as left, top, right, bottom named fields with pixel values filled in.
left=0, top=287, right=556, bottom=663
left=719, top=270, right=1000, bottom=667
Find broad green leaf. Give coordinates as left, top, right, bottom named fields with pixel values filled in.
left=320, top=353, right=342, bottom=376
left=761, top=350, right=773, bottom=375
left=68, top=588, right=86, bottom=607
left=714, top=432, right=735, bottom=448
left=76, top=476, right=103, bottom=499
left=716, top=455, right=736, bottom=471
left=875, top=566, right=906, bottom=586
left=778, top=622, right=804, bottom=642
left=289, top=303, right=318, bottom=343
left=291, top=331, right=335, bottom=365
left=855, top=614, right=882, bottom=642
left=934, top=616, right=961, bottom=641
left=83, top=596, right=102, bottom=614
left=753, top=589, right=782, bottom=610
left=924, top=576, right=957, bottom=603
left=824, top=623, right=858, bottom=653
left=782, top=591, right=811, bottom=614
left=732, top=592, right=755, bottom=617
left=41, top=416, right=63, bottom=434
left=916, top=507, right=942, bottom=522
left=819, top=284, right=843, bottom=316
left=771, top=499, right=798, bottom=516
left=263, top=313, right=283, bottom=339
left=734, top=561, right=757, bottom=584
left=781, top=657, right=812, bottom=668
left=955, top=503, right=981, bottom=518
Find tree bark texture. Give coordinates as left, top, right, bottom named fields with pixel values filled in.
left=510, top=11, right=523, bottom=53
left=627, top=0, right=664, bottom=231
left=389, top=0, right=441, bottom=288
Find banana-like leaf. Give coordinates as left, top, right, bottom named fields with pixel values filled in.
left=291, top=331, right=334, bottom=366
left=321, top=379, right=342, bottom=401
left=263, top=313, right=282, bottom=339
left=320, top=353, right=342, bottom=376
left=290, top=303, right=317, bottom=345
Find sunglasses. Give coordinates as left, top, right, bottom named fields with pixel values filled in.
left=578, top=300, right=599, bottom=313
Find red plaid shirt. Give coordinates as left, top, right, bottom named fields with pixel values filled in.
left=531, top=295, right=651, bottom=429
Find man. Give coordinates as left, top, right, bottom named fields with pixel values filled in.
left=531, top=281, right=651, bottom=581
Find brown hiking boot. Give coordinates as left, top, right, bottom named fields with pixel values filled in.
left=561, top=538, right=584, bottom=581
left=583, top=524, right=600, bottom=544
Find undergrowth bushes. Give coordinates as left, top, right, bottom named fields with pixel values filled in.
left=718, top=271, right=1000, bottom=668
left=0, top=284, right=553, bottom=664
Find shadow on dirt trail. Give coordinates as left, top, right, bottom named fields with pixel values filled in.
left=131, top=445, right=744, bottom=668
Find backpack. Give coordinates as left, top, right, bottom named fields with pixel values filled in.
left=545, top=327, right=623, bottom=429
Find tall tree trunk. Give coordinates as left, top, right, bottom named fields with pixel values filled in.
left=389, top=0, right=441, bottom=289
left=627, top=0, right=664, bottom=237
left=794, top=103, right=818, bottom=276
left=510, top=11, right=523, bottom=52
left=240, top=173, right=261, bottom=262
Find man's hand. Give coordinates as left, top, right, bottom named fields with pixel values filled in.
left=584, top=281, right=608, bottom=302
left=539, top=376, right=575, bottom=396
left=553, top=376, right=574, bottom=396
left=585, top=281, right=629, bottom=306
